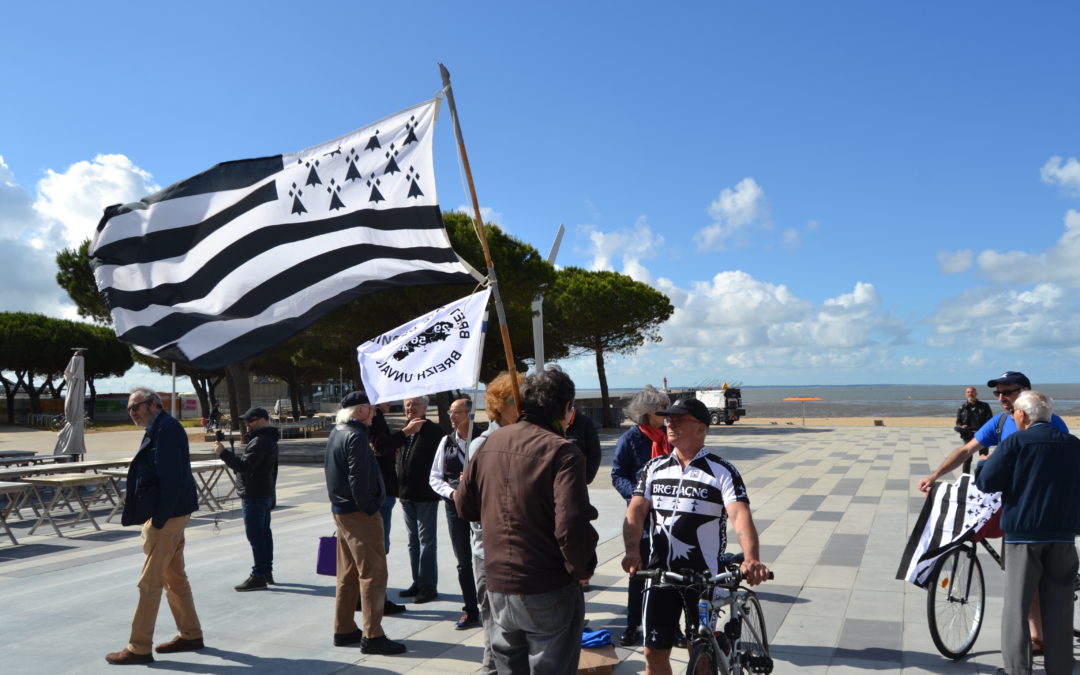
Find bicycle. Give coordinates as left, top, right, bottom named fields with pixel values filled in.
left=926, top=536, right=1080, bottom=659
left=634, top=552, right=774, bottom=674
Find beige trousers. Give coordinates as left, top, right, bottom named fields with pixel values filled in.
left=333, top=511, right=388, bottom=637
left=127, top=514, right=202, bottom=655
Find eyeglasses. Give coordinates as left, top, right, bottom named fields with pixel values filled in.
left=127, top=401, right=148, bottom=413
left=994, top=388, right=1021, bottom=398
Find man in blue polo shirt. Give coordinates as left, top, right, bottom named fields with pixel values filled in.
left=974, top=391, right=1080, bottom=675
left=918, top=372, right=1068, bottom=492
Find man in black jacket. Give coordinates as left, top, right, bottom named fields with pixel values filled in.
left=106, top=387, right=203, bottom=665
left=324, top=391, right=405, bottom=655
left=955, top=386, right=993, bottom=451
left=388, top=395, right=444, bottom=603
left=214, top=406, right=280, bottom=592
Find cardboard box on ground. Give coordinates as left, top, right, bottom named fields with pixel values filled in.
left=578, top=644, right=619, bottom=674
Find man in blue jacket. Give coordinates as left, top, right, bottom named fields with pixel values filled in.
left=106, top=388, right=203, bottom=665
left=975, top=391, right=1080, bottom=675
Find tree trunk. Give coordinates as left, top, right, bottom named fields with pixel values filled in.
left=87, top=379, right=97, bottom=420
left=224, top=362, right=252, bottom=432
left=25, top=372, right=40, bottom=414
left=595, top=344, right=612, bottom=428
left=1, top=375, right=15, bottom=424
left=288, top=374, right=302, bottom=420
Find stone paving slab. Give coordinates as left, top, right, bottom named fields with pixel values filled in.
left=0, top=423, right=1076, bottom=673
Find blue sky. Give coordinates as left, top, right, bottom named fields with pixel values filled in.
left=3, top=1, right=1080, bottom=393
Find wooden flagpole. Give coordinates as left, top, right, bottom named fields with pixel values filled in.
left=439, top=63, right=523, bottom=411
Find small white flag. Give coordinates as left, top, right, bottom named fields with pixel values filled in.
left=357, top=288, right=490, bottom=404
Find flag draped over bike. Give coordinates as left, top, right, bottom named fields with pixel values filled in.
left=90, top=98, right=480, bottom=370
left=896, top=474, right=1001, bottom=587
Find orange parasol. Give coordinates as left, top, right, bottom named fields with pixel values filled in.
left=783, top=397, right=823, bottom=425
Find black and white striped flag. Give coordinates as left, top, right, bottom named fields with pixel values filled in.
left=90, top=99, right=480, bottom=370
left=896, top=474, right=1000, bottom=587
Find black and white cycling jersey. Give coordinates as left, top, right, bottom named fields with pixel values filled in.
left=633, top=447, right=749, bottom=573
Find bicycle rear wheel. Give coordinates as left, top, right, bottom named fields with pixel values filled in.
left=734, top=592, right=771, bottom=674
left=687, top=642, right=723, bottom=675
left=927, top=545, right=984, bottom=659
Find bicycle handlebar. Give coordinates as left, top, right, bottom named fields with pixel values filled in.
left=633, top=567, right=774, bottom=585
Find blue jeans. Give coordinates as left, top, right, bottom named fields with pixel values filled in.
left=379, top=496, right=396, bottom=553
left=241, top=497, right=273, bottom=577
left=401, top=499, right=438, bottom=591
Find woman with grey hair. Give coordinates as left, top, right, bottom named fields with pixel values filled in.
left=610, top=384, right=671, bottom=646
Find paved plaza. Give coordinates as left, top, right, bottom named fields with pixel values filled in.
left=0, top=422, right=1074, bottom=674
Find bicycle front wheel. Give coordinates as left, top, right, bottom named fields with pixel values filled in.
left=734, top=592, right=771, bottom=674
left=687, top=641, right=723, bottom=675
left=927, top=545, right=984, bottom=659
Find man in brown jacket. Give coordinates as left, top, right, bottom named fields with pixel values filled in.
left=455, top=366, right=598, bottom=674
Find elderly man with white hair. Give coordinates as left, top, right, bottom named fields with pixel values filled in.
left=975, top=390, right=1080, bottom=675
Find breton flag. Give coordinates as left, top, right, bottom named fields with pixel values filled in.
left=357, top=288, right=491, bottom=404
left=90, top=99, right=481, bottom=370
left=895, top=474, right=1001, bottom=587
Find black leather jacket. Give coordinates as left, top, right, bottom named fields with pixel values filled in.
left=325, top=420, right=384, bottom=516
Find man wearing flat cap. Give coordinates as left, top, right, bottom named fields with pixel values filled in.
left=323, top=391, right=406, bottom=655
left=621, top=397, right=769, bottom=675
left=214, top=406, right=280, bottom=591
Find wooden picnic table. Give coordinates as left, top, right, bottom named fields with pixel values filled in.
left=0, top=458, right=134, bottom=482
left=23, top=474, right=113, bottom=537
left=0, top=481, right=34, bottom=545
left=0, top=450, right=36, bottom=459
left=189, top=460, right=237, bottom=511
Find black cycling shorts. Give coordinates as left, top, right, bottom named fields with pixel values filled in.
left=642, top=580, right=698, bottom=650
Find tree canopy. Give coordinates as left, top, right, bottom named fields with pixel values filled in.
left=545, top=267, right=674, bottom=426
left=0, top=313, right=133, bottom=422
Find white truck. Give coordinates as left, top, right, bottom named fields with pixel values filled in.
left=695, top=388, right=746, bottom=425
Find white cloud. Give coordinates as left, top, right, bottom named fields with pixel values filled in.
left=974, top=209, right=1080, bottom=285
left=0, top=154, right=156, bottom=318
left=781, top=227, right=800, bottom=249
left=694, top=177, right=769, bottom=251
left=937, top=249, right=973, bottom=274
left=453, top=205, right=503, bottom=228
left=33, top=154, right=158, bottom=248
left=1040, top=156, right=1080, bottom=196
left=927, top=282, right=1080, bottom=351
left=582, top=217, right=664, bottom=284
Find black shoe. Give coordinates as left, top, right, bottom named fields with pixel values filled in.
left=384, top=600, right=407, bottom=615
left=333, top=629, right=363, bottom=647
left=454, top=613, right=480, bottom=630
left=234, top=575, right=268, bottom=592
left=619, top=626, right=641, bottom=646
left=399, top=583, right=419, bottom=598
left=361, top=635, right=406, bottom=655
left=674, top=633, right=688, bottom=649
left=413, top=588, right=438, bottom=604
left=265, top=572, right=275, bottom=585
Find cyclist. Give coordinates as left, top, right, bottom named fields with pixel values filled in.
left=621, top=397, right=769, bottom=675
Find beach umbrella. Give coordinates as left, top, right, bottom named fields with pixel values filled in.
left=53, top=348, right=87, bottom=461
left=783, top=396, right=823, bottom=425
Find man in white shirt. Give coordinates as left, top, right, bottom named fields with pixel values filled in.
left=429, top=397, right=480, bottom=629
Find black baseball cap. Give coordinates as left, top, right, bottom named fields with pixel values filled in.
left=986, top=371, right=1031, bottom=390
left=340, top=391, right=370, bottom=408
left=240, top=407, right=269, bottom=422
left=656, top=398, right=710, bottom=426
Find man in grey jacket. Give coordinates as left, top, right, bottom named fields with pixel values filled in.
left=323, top=391, right=405, bottom=656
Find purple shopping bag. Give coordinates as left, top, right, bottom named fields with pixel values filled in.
left=316, top=535, right=337, bottom=576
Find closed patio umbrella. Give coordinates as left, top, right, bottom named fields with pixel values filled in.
left=53, top=349, right=87, bottom=461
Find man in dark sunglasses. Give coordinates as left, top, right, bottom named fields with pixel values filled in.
left=918, top=371, right=1069, bottom=493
